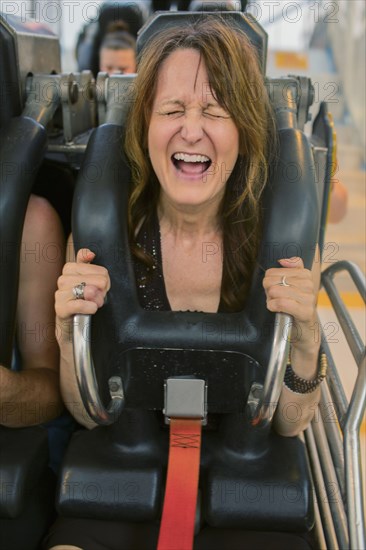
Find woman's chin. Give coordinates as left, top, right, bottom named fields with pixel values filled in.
left=163, top=190, right=222, bottom=212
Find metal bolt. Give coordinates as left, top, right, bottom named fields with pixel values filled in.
left=69, top=81, right=78, bottom=104
left=109, top=381, right=120, bottom=393
left=251, top=387, right=262, bottom=399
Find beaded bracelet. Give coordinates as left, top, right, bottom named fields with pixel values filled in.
left=284, top=351, right=328, bottom=394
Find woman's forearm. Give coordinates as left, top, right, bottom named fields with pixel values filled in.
left=274, top=345, right=321, bottom=436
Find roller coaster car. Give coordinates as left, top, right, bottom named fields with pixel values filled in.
left=0, top=8, right=365, bottom=550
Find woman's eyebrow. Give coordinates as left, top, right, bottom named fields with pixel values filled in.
left=156, top=100, right=226, bottom=112
left=158, top=99, right=185, bottom=107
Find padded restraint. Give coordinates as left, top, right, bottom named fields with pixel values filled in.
left=62, top=12, right=318, bottom=531
left=0, top=117, right=47, bottom=367
left=136, top=11, right=268, bottom=74
left=311, top=101, right=334, bottom=257
left=72, top=121, right=319, bottom=413
left=63, top=118, right=318, bottom=529
left=0, top=14, right=22, bottom=129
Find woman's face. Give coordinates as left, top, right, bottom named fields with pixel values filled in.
left=100, top=47, right=136, bottom=75
left=148, top=48, right=239, bottom=212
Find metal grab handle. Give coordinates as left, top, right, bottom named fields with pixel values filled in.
left=73, top=312, right=292, bottom=427
left=344, top=355, right=366, bottom=550
left=250, top=313, right=293, bottom=428
left=73, top=314, right=125, bottom=425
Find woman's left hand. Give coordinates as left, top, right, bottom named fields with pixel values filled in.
left=265, top=256, right=322, bottom=436
left=263, top=257, right=319, bottom=359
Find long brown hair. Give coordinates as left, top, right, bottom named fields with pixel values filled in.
left=125, top=18, right=276, bottom=311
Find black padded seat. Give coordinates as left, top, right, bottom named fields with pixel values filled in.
left=0, top=427, right=56, bottom=550
left=0, top=427, right=48, bottom=518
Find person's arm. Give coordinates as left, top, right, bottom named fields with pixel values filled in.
left=263, top=251, right=322, bottom=436
left=328, top=178, right=348, bottom=224
left=0, top=195, right=65, bottom=427
left=55, top=242, right=110, bottom=429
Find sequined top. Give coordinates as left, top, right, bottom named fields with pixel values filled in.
left=133, top=211, right=224, bottom=313
left=133, top=212, right=171, bottom=311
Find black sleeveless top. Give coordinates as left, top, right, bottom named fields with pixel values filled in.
left=133, top=212, right=171, bottom=312
left=133, top=212, right=225, bottom=313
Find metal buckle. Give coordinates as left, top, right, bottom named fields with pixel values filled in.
left=164, top=378, right=207, bottom=425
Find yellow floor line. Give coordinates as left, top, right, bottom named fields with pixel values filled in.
left=361, top=418, right=366, bottom=436
left=318, top=290, right=365, bottom=308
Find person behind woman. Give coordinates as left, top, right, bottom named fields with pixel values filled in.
left=1, top=195, right=64, bottom=428
left=99, top=21, right=137, bottom=75
left=2, top=194, right=76, bottom=473
left=49, top=19, right=323, bottom=550
left=1, top=194, right=68, bottom=550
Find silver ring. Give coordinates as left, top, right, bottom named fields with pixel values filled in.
left=72, top=282, right=86, bottom=300
left=278, top=275, right=290, bottom=287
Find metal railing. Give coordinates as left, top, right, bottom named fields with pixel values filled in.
left=305, top=260, right=366, bottom=550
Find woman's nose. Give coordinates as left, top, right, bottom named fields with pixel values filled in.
left=180, top=112, right=204, bottom=143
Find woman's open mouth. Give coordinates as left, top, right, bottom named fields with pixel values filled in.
left=172, top=152, right=212, bottom=176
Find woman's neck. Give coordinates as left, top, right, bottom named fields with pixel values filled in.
left=157, top=196, right=221, bottom=240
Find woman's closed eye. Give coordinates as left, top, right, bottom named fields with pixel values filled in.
left=158, top=109, right=185, bottom=117
left=203, top=107, right=231, bottom=119
left=204, top=111, right=230, bottom=119
left=156, top=105, right=231, bottom=119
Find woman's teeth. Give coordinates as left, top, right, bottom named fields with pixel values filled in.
left=173, top=153, right=210, bottom=163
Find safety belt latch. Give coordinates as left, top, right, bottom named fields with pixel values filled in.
left=164, top=378, right=207, bottom=425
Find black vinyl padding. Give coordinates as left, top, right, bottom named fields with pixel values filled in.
left=0, top=18, right=21, bottom=130
left=312, top=101, right=334, bottom=256
left=136, top=11, right=268, bottom=73
left=71, top=124, right=318, bottom=405
left=0, top=117, right=47, bottom=368
left=0, top=426, right=48, bottom=518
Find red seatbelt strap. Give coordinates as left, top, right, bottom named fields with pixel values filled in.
left=157, top=417, right=202, bottom=550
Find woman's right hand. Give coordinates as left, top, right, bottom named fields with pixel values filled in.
left=55, top=248, right=111, bottom=320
